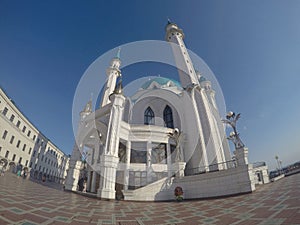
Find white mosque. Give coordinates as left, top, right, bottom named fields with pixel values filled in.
left=65, top=21, right=269, bottom=201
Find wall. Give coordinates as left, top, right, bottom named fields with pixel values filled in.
left=123, top=165, right=255, bottom=201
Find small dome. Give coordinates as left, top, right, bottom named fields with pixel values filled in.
left=141, top=77, right=182, bottom=90
left=199, top=76, right=207, bottom=83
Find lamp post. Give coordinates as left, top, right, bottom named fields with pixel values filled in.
left=275, top=155, right=280, bottom=175
left=222, top=111, right=245, bottom=149
left=222, top=111, right=248, bottom=166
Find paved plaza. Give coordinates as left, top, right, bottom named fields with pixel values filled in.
left=0, top=173, right=299, bottom=225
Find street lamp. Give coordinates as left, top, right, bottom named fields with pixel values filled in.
left=275, top=155, right=280, bottom=175
left=222, top=111, right=245, bottom=149
left=279, top=160, right=283, bottom=174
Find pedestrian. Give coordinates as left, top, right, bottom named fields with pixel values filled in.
left=83, top=178, right=87, bottom=193
left=17, top=169, right=21, bottom=178
left=42, top=174, right=46, bottom=182
left=78, top=177, right=84, bottom=191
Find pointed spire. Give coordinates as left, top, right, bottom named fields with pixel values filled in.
left=83, top=98, right=92, bottom=112
left=116, top=47, right=121, bottom=59
left=167, top=18, right=172, bottom=24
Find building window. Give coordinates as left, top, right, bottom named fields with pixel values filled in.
left=22, top=126, right=26, bottom=133
left=144, top=107, right=155, bottom=125
left=33, top=135, right=36, bottom=141
left=2, top=130, right=8, bottom=139
left=33, top=150, right=36, bottom=157
left=18, top=157, right=22, bottom=164
left=0, top=146, right=2, bottom=152
left=29, top=162, right=33, bottom=168
left=37, top=138, right=40, bottom=144
left=10, top=135, right=15, bottom=144
left=27, top=130, right=31, bottom=137
left=9, top=114, right=15, bottom=122
left=28, top=147, right=32, bottom=155
left=128, top=171, right=147, bottom=189
left=163, top=105, right=174, bottom=128
left=130, top=142, right=147, bottom=164
left=16, top=120, right=21, bottom=128
left=5, top=150, right=9, bottom=158
left=16, top=140, right=21, bottom=148
left=22, top=144, right=26, bottom=151
left=2, top=107, right=8, bottom=116
left=41, top=156, right=44, bottom=161
left=25, top=160, right=28, bottom=166
left=151, top=143, right=167, bottom=164
left=12, top=154, right=16, bottom=161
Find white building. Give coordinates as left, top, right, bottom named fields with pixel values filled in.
left=0, top=87, right=69, bottom=183
left=66, top=22, right=264, bottom=200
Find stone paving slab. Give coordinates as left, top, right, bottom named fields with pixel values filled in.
left=0, top=172, right=299, bottom=225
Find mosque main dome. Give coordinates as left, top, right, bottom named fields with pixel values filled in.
left=140, top=77, right=182, bottom=90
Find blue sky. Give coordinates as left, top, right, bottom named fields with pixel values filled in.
left=1, top=0, right=299, bottom=170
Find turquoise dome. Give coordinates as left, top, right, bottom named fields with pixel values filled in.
left=199, top=76, right=207, bottom=82
left=141, top=77, right=182, bottom=89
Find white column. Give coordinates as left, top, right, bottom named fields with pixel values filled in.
left=191, top=89, right=209, bottom=172
left=124, top=141, right=131, bottom=190
left=97, top=93, right=125, bottom=199
left=146, top=141, right=152, bottom=183
left=97, top=155, right=119, bottom=199
left=91, top=171, right=97, bottom=193
left=86, top=170, right=91, bottom=192
left=166, top=143, right=172, bottom=178
left=65, top=143, right=82, bottom=191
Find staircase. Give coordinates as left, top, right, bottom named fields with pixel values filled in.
left=122, top=177, right=175, bottom=201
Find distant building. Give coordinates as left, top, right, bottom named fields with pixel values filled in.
left=0, top=87, right=69, bottom=183
left=66, top=22, right=267, bottom=201
left=252, top=162, right=270, bottom=185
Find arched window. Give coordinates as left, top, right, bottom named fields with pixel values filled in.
left=144, top=107, right=155, bottom=125
left=163, top=105, right=174, bottom=128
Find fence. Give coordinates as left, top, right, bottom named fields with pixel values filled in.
left=185, top=160, right=237, bottom=176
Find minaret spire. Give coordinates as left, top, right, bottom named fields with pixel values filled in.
left=100, top=48, right=122, bottom=107
left=116, top=47, right=121, bottom=59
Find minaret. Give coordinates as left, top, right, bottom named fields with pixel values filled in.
left=198, top=74, right=218, bottom=110
left=166, top=21, right=209, bottom=172
left=100, top=48, right=122, bottom=107
left=80, top=97, right=92, bottom=120
left=165, top=20, right=199, bottom=88
left=97, top=78, right=125, bottom=199
left=65, top=99, right=92, bottom=191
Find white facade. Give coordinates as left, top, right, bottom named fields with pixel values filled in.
left=0, top=87, right=69, bottom=183
left=66, top=22, right=256, bottom=200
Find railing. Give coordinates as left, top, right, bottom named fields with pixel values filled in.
left=185, top=160, right=237, bottom=176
